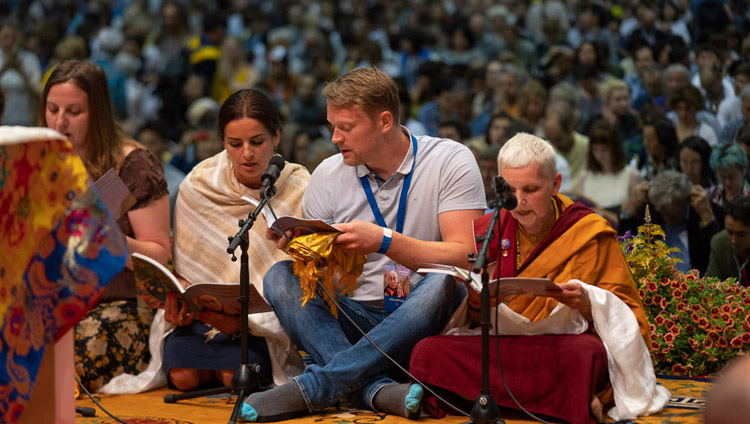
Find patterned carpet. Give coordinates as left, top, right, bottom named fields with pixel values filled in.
left=73, top=376, right=709, bottom=424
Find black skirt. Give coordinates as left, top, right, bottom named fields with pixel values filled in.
left=162, top=321, right=272, bottom=382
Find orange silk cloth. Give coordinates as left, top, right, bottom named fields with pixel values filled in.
left=473, top=194, right=649, bottom=342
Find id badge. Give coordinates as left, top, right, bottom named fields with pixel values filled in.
left=383, top=264, right=410, bottom=312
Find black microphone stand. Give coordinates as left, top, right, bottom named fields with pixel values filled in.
left=463, top=201, right=506, bottom=424
left=164, top=187, right=274, bottom=424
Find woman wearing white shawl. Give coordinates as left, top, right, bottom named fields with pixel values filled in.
left=100, top=89, right=309, bottom=394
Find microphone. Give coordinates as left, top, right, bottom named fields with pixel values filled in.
left=492, top=176, right=517, bottom=210
left=261, top=155, right=285, bottom=197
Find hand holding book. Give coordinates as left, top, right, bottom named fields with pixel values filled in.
left=416, top=264, right=562, bottom=298
left=164, top=291, right=196, bottom=327
left=133, top=252, right=272, bottom=316
left=241, top=195, right=340, bottom=236
left=242, top=195, right=341, bottom=249
left=417, top=264, right=563, bottom=326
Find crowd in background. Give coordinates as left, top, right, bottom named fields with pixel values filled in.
left=2, top=0, right=750, bottom=244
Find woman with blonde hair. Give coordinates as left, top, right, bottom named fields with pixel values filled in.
left=598, top=77, right=641, bottom=158
left=40, top=59, right=171, bottom=390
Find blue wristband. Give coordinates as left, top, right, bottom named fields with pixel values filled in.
left=378, top=227, right=393, bottom=254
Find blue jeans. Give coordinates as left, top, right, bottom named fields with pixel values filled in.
left=263, top=261, right=465, bottom=411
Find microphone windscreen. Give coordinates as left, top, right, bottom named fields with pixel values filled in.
left=268, top=155, right=285, bottom=171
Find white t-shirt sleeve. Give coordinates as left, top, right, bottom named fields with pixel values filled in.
left=302, top=158, right=337, bottom=223
left=435, top=143, right=487, bottom=215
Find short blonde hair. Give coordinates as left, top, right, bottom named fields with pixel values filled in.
left=321, top=67, right=399, bottom=122
left=498, top=133, right=557, bottom=180
left=600, top=77, right=629, bottom=105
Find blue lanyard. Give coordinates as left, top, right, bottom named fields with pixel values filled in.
left=359, top=134, right=418, bottom=234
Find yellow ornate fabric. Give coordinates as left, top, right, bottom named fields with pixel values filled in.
left=285, top=232, right=367, bottom=317
left=0, top=127, right=127, bottom=422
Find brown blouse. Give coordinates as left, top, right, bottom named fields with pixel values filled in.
left=101, top=148, right=169, bottom=302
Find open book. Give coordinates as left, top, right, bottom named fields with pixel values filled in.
left=241, top=195, right=340, bottom=235
left=93, top=168, right=136, bottom=219
left=416, top=264, right=561, bottom=298
left=132, top=252, right=272, bottom=315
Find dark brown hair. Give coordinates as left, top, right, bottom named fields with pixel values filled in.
left=217, top=89, right=281, bottom=140
left=587, top=119, right=626, bottom=172
left=39, top=60, right=126, bottom=180
left=668, top=84, right=704, bottom=111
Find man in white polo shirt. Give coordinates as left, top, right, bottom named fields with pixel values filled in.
left=240, top=67, right=486, bottom=422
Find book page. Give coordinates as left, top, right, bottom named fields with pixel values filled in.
left=94, top=168, right=136, bottom=219
left=270, top=216, right=340, bottom=235
left=241, top=195, right=340, bottom=235
left=417, top=265, right=560, bottom=297
left=184, top=283, right=273, bottom=315
left=240, top=195, right=273, bottom=224
left=492, top=277, right=561, bottom=297
left=132, top=252, right=194, bottom=311
left=416, top=264, right=479, bottom=290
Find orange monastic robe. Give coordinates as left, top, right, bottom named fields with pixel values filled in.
left=473, top=194, right=649, bottom=343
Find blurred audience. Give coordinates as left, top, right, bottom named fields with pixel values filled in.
left=678, top=136, right=717, bottom=188
left=0, top=21, right=41, bottom=126
left=576, top=119, right=642, bottom=212
left=709, top=143, right=750, bottom=208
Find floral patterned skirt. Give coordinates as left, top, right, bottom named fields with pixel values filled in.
left=74, top=299, right=154, bottom=390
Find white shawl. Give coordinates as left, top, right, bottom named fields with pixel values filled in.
left=100, top=151, right=309, bottom=393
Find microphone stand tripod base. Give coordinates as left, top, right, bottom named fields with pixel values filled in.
left=462, top=394, right=505, bottom=424
left=227, top=363, right=264, bottom=424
